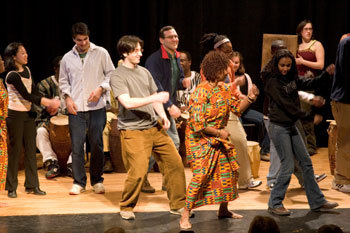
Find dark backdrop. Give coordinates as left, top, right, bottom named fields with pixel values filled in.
left=1, top=0, right=350, bottom=144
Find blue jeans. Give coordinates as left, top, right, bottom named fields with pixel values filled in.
left=69, top=108, right=106, bottom=187
left=148, top=116, right=179, bottom=172
left=241, top=108, right=270, bottom=154
left=265, top=119, right=303, bottom=186
left=268, top=122, right=326, bottom=210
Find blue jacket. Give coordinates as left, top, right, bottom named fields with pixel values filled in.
left=331, top=36, right=350, bottom=103
left=145, top=46, right=184, bottom=110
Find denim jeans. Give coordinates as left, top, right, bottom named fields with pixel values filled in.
left=268, top=122, right=326, bottom=210
left=69, top=108, right=106, bottom=187
left=241, top=108, right=270, bottom=154
left=147, top=116, right=180, bottom=172
left=265, top=119, right=303, bottom=187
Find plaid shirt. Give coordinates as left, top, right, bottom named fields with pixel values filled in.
left=34, top=75, right=66, bottom=128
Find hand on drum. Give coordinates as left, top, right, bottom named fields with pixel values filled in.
left=47, top=98, right=60, bottom=115
left=46, top=106, right=58, bottom=116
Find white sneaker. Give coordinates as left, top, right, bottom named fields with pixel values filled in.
left=92, top=183, right=105, bottom=194
left=120, top=211, right=135, bottom=220
left=69, top=184, right=85, bottom=195
left=239, top=180, right=262, bottom=190
left=332, top=181, right=350, bottom=193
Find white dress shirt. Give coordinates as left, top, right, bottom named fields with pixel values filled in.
left=59, top=42, right=115, bottom=112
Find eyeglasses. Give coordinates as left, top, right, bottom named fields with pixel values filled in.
left=164, top=35, right=179, bottom=39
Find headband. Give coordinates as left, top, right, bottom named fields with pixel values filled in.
left=213, top=38, right=230, bottom=49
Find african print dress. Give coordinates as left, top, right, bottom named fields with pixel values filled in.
left=0, top=79, right=8, bottom=190
left=185, top=82, right=240, bottom=210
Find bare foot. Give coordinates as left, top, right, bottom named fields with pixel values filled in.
left=179, top=216, right=192, bottom=229
left=0, top=202, right=8, bottom=207
left=218, top=210, right=243, bottom=219
left=179, top=209, right=192, bottom=229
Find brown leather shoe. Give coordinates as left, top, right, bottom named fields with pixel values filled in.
left=268, top=206, right=291, bottom=216
left=313, top=201, right=339, bottom=212
left=141, top=177, right=155, bottom=193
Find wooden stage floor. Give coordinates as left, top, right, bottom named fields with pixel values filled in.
left=1, top=148, right=349, bottom=217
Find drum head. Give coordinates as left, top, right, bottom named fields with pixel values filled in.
left=50, top=115, right=69, bottom=126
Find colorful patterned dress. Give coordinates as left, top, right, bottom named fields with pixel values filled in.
left=0, top=79, right=8, bottom=190
left=185, top=82, right=240, bottom=210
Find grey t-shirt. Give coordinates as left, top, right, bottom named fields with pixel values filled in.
left=110, top=65, right=158, bottom=130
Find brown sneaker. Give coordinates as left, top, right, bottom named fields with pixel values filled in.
left=268, top=206, right=291, bottom=216
left=313, top=201, right=339, bottom=212
left=141, top=177, right=155, bottom=193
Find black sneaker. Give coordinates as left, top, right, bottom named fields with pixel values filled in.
left=66, top=163, right=73, bottom=178
left=103, top=160, right=113, bottom=173
left=43, top=159, right=53, bottom=170
left=45, top=160, right=60, bottom=179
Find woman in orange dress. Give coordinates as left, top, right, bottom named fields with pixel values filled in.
left=0, top=54, right=8, bottom=207
left=180, top=51, right=259, bottom=229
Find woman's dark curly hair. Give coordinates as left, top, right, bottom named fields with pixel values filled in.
left=201, top=50, right=230, bottom=82
left=271, top=49, right=298, bottom=79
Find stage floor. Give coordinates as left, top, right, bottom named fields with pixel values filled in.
left=0, top=148, right=349, bottom=233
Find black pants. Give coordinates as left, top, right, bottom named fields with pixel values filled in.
left=5, top=109, right=39, bottom=191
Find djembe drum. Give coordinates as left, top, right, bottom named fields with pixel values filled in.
left=247, top=141, right=261, bottom=178
left=327, top=120, right=337, bottom=175
left=49, top=115, right=71, bottom=173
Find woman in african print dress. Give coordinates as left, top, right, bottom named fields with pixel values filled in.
left=0, top=54, right=8, bottom=207
left=180, top=51, right=259, bottom=229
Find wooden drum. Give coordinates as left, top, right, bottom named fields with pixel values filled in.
left=49, top=115, right=71, bottom=173
left=109, top=118, right=126, bottom=173
left=327, top=120, right=337, bottom=175
left=247, top=141, right=261, bottom=178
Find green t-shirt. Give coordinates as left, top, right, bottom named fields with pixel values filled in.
left=166, top=51, right=180, bottom=97
left=79, top=52, right=87, bottom=64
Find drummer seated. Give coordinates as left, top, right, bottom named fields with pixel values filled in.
left=36, top=126, right=73, bottom=179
